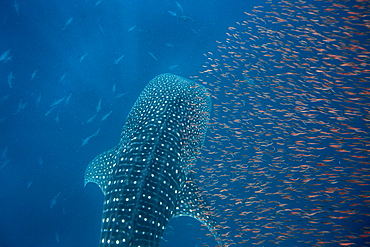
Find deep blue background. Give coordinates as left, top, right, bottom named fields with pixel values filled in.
left=0, top=1, right=259, bottom=247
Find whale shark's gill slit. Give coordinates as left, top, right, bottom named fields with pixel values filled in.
left=84, top=73, right=220, bottom=246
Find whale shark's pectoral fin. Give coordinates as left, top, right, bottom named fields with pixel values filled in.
left=174, top=179, right=221, bottom=243
left=84, top=146, right=118, bottom=195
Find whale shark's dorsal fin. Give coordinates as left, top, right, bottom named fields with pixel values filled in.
left=84, top=146, right=118, bottom=195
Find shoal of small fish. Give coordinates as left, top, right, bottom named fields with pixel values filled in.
left=190, top=0, right=370, bottom=246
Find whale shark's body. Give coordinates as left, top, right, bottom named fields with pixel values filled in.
left=85, top=73, right=219, bottom=246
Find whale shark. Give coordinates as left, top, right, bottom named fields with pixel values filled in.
left=85, top=73, right=220, bottom=246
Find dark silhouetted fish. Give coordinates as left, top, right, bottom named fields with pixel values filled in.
left=85, top=73, right=220, bottom=246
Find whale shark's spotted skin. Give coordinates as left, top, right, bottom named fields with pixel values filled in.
left=85, top=74, right=218, bottom=246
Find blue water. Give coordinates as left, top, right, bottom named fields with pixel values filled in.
left=1, top=0, right=369, bottom=247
